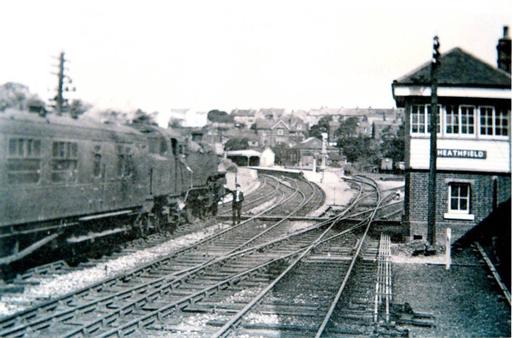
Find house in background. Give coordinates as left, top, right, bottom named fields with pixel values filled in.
left=284, top=115, right=308, bottom=144
left=256, top=108, right=285, bottom=121
left=231, top=109, right=257, bottom=127
left=253, top=118, right=273, bottom=147
left=271, top=120, right=290, bottom=145
left=281, top=137, right=340, bottom=168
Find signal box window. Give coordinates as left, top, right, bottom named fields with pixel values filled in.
left=479, top=106, right=509, bottom=137
left=445, top=105, right=459, bottom=134
left=460, top=106, right=475, bottom=135
left=51, top=141, right=78, bottom=183
left=444, top=182, right=474, bottom=221
left=410, top=105, right=426, bottom=134
left=479, top=107, right=494, bottom=136
left=495, top=108, right=509, bottom=136
left=7, top=138, right=42, bottom=184
left=426, top=105, right=441, bottom=134
left=449, top=183, right=470, bottom=213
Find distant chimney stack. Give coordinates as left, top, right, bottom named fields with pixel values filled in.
left=497, top=26, right=511, bottom=72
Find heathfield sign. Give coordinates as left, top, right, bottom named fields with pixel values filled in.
left=437, top=148, right=487, bottom=159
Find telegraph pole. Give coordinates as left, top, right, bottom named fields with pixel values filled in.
left=427, top=36, right=441, bottom=250
left=51, top=51, right=75, bottom=114
left=56, top=52, right=66, bottom=114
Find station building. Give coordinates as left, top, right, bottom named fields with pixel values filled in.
left=392, top=28, right=511, bottom=244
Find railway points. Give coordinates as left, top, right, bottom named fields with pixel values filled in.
left=0, top=170, right=509, bottom=337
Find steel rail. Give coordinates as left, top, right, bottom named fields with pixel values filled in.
left=67, top=177, right=337, bottom=337
left=475, top=242, right=511, bottom=305
left=314, top=175, right=382, bottom=337
left=217, top=176, right=275, bottom=216
left=99, top=181, right=366, bottom=338
left=211, top=179, right=369, bottom=337
left=93, top=181, right=364, bottom=338
left=78, top=178, right=364, bottom=338
left=0, top=175, right=301, bottom=334
left=232, top=177, right=324, bottom=251
left=0, top=175, right=320, bottom=337
left=98, top=243, right=311, bottom=338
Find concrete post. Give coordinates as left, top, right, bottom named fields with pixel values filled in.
left=446, top=227, right=451, bottom=270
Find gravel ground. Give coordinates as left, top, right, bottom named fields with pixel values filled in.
left=392, top=246, right=511, bottom=337
left=377, top=179, right=405, bottom=191
left=302, top=168, right=355, bottom=212
left=0, top=222, right=230, bottom=318
left=0, top=168, right=263, bottom=319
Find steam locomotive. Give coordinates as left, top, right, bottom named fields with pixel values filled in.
left=0, top=107, right=225, bottom=267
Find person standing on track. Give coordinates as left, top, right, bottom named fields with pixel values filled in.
left=232, top=184, right=244, bottom=225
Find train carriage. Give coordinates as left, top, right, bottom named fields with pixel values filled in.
left=0, top=109, right=149, bottom=263
left=0, top=108, right=224, bottom=268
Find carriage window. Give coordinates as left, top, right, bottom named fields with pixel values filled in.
left=171, top=138, right=178, bottom=156
left=7, top=138, right=42, bottom=184
left=148, top=136, right=168, bottom=155
left=148, top=138, right=159, bottom=154
left=117, top=145, right=133, bottom=177
left=93, top=145, right=102, bottom=178
left=51, top=141, right=78, bottom=183
left=160, top=139, right=168, bottom=155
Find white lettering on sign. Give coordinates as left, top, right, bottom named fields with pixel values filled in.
left=437, top=149, right=486, bottom=159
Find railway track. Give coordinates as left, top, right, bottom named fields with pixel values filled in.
left=201, top=175, right=382, bottom=337
left=3, top=174, right=288, bottom=286
left=0, top=173, right=325, bottom=337
left=217, top=176, right=277, bottom=217
left=0, top=174, right=395, bottom=338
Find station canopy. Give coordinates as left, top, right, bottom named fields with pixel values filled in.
left=225, top=149, right=262, bottom=157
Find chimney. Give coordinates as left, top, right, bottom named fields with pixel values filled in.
left=497, top=26, right=511, bottom=72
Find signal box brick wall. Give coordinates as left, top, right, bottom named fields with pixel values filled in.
left=404, top=170, right=510, bottom=243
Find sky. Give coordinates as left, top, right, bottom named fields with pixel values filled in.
left=0, top=0, right=510, bottom=125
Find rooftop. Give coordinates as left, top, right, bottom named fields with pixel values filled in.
left=394, top=47, right=511, bottom=88
left=231, top=109, right=256, bottom=117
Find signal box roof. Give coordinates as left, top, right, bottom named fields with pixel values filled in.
left=394, top=47, right=511, bottom=88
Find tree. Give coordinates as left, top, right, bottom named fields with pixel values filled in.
left=224, top=137, right=249, bottom=151
left=168, top=118, right=183, bottom=128
left=338, top=135, right=379, bottom=165
left=334, top=116, right=359, bottom=140
left=0, top=82, right=31, bottom=111
left=308, top=115, right=332, bottom=140
left=132, top=108, right=158, bottom=126
left=69, top=99, right=91, bottom=118
left=380, top=123, right=405, bottom=163
left=207, top=109, right=233, bottom=123
left=90, top=109, right=130, bottom=124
